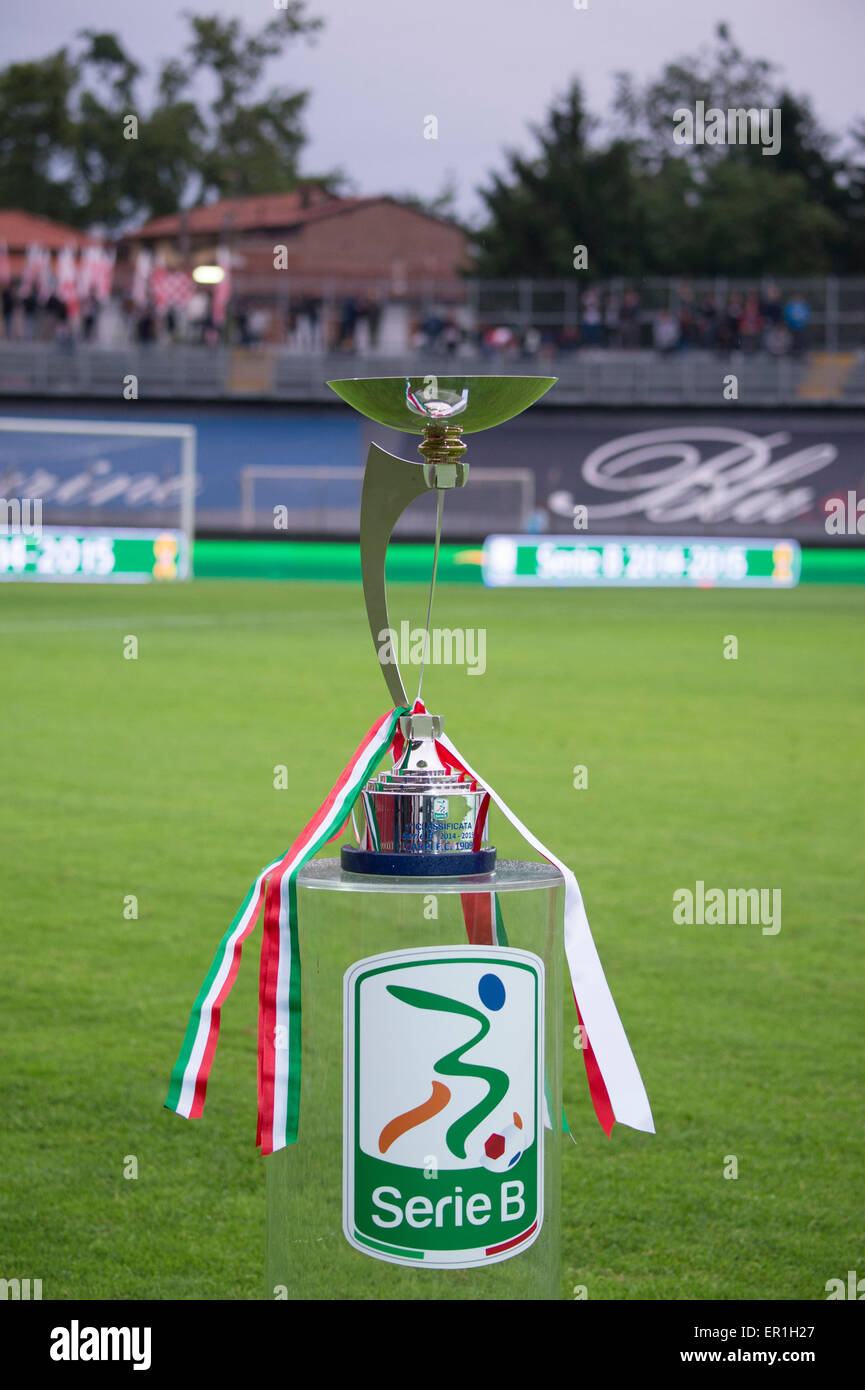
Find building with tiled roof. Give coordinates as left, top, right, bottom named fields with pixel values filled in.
left=121, top=189, right=469, bottom=295
left=0, top=210, right=99, bottom=274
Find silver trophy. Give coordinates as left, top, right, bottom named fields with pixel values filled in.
left=328, top=375, right=556, bottom=875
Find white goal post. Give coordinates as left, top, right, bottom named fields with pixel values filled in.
left=0, top=416, right=197, bottom=548
left=240, top=464, right=535, bottom=534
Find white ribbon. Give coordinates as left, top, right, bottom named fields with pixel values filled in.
left=440, top=732, right=655, bottom=1135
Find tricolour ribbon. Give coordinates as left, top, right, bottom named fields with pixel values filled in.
left=166, top=705, right=408, bottom=1153
left=166, top=702, right=653, bottom=1152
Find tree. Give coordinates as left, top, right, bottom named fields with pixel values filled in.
left=474, top=23, right=865, bottom=277
left=473, top=81, right=647, bottom=278
left=845, top=119, right=865, bottom=273
left=0, top=4, right=338, bottom=230
left=674, top=161, right=841, bottom=275
left=613, top=23, right=857, bottom=273
left=178, top=7, right=327, bottom=199
left=70, top=30, right=204, bottom=227
left=0, top=51, right=78, bottom=222
left=612, top=23, right=777, bottom=170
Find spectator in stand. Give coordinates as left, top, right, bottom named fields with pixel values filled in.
left=760, top=283, right=783, bottom=337
left=676, top=284, right=699, bottom=349
left=136, top=303, right=156, bottom=345
left=520, top=325, right=540, bottom=358
left=619, top=288, right=641, bottom=348
left=488, top=324, right=519, bottom=357
left=698, top=293, right=719, bottom=349
left=765, top=321, right=792, bottom=355
left=369, top=295, right=382, bottom=347
left=354, top=296, right=374, bottom=354
left=22, top=288, right=39, bottom=341
left=1, top=281, right=14, bottom=340
left=44, top=291, right=70, bottom=344
left=339, top=296, right=359, bottom=349
left=783, top=293, right=811, bottom=355
left=539, top=327, right=557, bottom=362
left=202, top=310, right=219, bottom=348
left=295, top=296, right=322, bottom=352
left=81, top=294, right=99, bottom=343
left=556, top=324, right=580, bottom=355
left=234, top=303, right=251, bottom=346
left=418, top=311, right=444, bottom=351
left=653, top=308, right=681, bottom=353
left=740, top=292, right=764, bottom=353
left=249, top=307, right=272, bottom=344
left=717, top=294, right=743, bottom=353
left=580, top=288, right=602, bottom=346
left=442, top=315, right=462, bottom=356
left=603, top=292, right=621, bottom=347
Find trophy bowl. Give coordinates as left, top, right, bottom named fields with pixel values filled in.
left=326, top=375, right=557, bottom=434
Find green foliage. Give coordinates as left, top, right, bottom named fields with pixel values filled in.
left=0, top=51, right=79, bottom=222
left=0, top=5, right=334, bottom=229
left=639, top=158, right=843, bottom=276
left=475, top=82, right=648, bottom=278
left=475, top=24, right=865, bottom=277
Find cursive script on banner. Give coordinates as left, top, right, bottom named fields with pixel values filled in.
left=548, top=426, right=838, bottom=525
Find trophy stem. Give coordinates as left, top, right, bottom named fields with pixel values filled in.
left=416, top=488, right=445, bottom=708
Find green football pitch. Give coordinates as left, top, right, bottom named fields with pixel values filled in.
left=1, top=575, right=862, bottom=1300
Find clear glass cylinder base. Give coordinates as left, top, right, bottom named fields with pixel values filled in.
left=265, top=859, right=564, bottom=1301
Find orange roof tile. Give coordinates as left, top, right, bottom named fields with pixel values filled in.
left=0, top=209, right=99, bottom=250
left=126, top=192, right=383, bottom=240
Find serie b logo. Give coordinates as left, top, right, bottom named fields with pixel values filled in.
left=343, top=945, right=544, bottom=1269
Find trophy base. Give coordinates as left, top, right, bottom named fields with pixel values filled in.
left=340, top=846, right=497, bottom=877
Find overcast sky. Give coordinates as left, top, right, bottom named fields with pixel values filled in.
left=2, top=0, right=863, bottom=221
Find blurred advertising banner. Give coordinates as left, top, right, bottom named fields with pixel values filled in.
left=481, top=535, right=801, bottom=589
left=0, top=526, right=190, bottom=583
left=458, top=410, right=865, bottom=543
left=3, top=406, right=863, bottom=541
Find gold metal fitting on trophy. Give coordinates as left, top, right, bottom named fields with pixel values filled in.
left=418, top=424, right=469, bottom=490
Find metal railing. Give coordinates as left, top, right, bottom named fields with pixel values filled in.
left=462, top=276, right=865, bottom=352
left=0, top=342, right=847, bottom=406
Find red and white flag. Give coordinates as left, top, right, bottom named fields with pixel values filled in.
left=56, top=245, right=81, bottom=321
left=97, top=247, right=116, bottom=302
left=212, top=247, right=232, bottom=326
left=38, top=248, right=54, bottom=303
left=21, top=245, right=54, bottom=302
left=79, top=245, right=116, bottom=303
left=132, top=249, right=152, bottom=308
left=151, top=266, right=195, bottom=315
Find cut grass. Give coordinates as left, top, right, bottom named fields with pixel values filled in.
left=0, top=578, right=863, bottom=1299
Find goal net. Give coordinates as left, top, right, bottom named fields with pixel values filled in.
left=240, top=465, right=535, bottom=538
